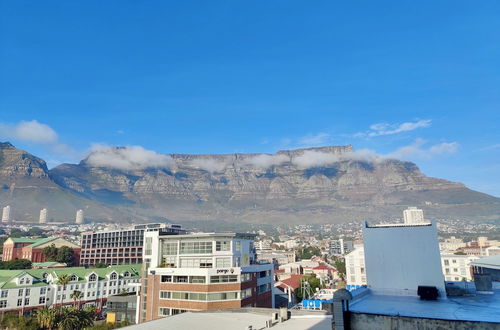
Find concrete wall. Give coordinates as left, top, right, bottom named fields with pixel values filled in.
left=350, top=313, right=500, bottom=330
left=363, top=221, right=445, bottom=297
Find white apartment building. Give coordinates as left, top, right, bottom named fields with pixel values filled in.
left=345, top=244, right=366, bottom=289
left=0, top=265, right=140, bottom=315
left=441, top=254, right=478, bottom=281
left=142, top=231, right=274, bottom=322
left=439, top=236, right=466, bottom=252
left=403, top=207, right=426, bottom=225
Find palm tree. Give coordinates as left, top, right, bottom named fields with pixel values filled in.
left=36, top=306, right=58, bottom=330
left=56, top=274, right=70, bottom=310
left=70, top=290, right=83, bottom=309
left=57, top=308, right=80, bottom=330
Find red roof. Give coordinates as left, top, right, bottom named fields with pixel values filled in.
left=313, top=264, right=335, bottom=271
left=278, top=274, right=303, bottom=291
left=275, top=269, right=285, bottom=274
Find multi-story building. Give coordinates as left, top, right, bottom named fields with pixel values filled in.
left=441, top=254, right=478, bottom=281
left=141, top=231, right=274, bottom=322
left=345, top=244, right=366, bottom=290
left=403, top=207, right=426, bottom=225
left=1, top=205, right=10, bottom=223
left=80, top=223, right=185, bottom=266
left=2, top=237, right=81, bottom=265
left=0, top=265, right=141, bottom=315
left=439, top=236, right=466, bottom=252
left=329, top=238, right=354, bottom=255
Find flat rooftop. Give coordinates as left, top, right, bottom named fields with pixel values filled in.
left=349, top=288, right=500, bottom=323
left=124, top=308, right=331, bottom=330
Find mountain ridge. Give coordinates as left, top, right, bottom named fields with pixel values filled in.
left=1, top=142, right=499, bottom=224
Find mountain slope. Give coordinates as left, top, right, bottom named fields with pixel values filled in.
left=47, top=144, right=500, bottom=224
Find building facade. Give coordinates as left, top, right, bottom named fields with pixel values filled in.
left=345, top=244, right=366, bottom=289
left=0, top=265, right=141, bottom=315
left=403, top=207, right=425, bottom=225
left=2, top=237, right=81, bottom=265
left=329, top=238, right=354, bottom=255
left=142, top=231, right=274, bottom=322
left=80, top=223, right=185, bottom=266
left=441, top=254, right=478, bottom=281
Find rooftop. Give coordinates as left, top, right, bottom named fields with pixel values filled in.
left=124, top=308, right=331, bottom=330
left=158, top=232, right=257, bottom=239
left=349, top=287, right=500, bottom=323
left=471, top=255, right=500, bottom=270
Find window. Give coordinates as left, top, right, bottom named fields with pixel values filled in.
left=258, top=284, right=270, bottom=294
left=210, top=275, right=238, bottom=283
left=25, top=278, right=30, bottom=284
left=25, top=289, right=30, bottom=296
left=89, top=274, right=97, bottom=282
left=145, top=237, right=153, bottom=256
left=69, top=275, right=78, bottom=281
left=444, top=260, right=449, bottom=266
left=241, top=273, right=252, bottom=282
left=162, top=242, right=177, bottom=255
left=161, top=256, right=176, bottom=268
left=24, top=298, right=29, bottom=305
left=17, top=299, right=22, bottom=307
left=20, top=278, right=25, bottom=285
left=235, top=241, right=241, bottom=252
left=180, top=258, right=213, bottom=268
left=241, top=288, right=252, bottom=298
left=216, top=241, right=230, bottom=251
left=216, top=258, right=231, bottom=268
left=110, top=272, right=118, bottom=280
left=171, top=309, right=187, bottom=315
left=0, top=290, right=7, bottom=298
left=207, top=292, right=238, bottom=301
left=161, top=275, right=172, bottom=283
left=180, top=241, right=212, bottom=254
left=18, top=289, right=23, bottom=297
left=159, top=307, right=170, bottom=316
left=190, top=276, right=206, bottom=284
left=452, top=260, right=457, bottom=264
left=0, top=300, right=7, bottom=308
left=173, top=276, right=188, bottom=283
left=160, top=291, right=170, bottom=299
left=123, top=271, right=130, bottom=277
left=39, top=297, right=46, bottom=304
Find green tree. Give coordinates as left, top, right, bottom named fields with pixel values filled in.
left=296, top=246, right=321, bottom=260
left=56, top=274, right=70, bottom=309
left=70, top=290, right=84, bottom=309
left=296, top=274, right=323, bottom=301
left=92, top=263, right=108, bottom=269
left=334, top=260, right=346, bottom=281
left=36, top=306, right=58, bottom=330
left=43, top=244, right=59, bottom=261
left=43, top=244, right=75, bottom=266
left=0, top=259, right=32, bottom=270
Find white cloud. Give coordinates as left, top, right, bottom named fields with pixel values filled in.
left=298, top=132, right=331, bottom=147
left=386, top=139, right=459, bottom=159
left=429, top=142, right=460, bottom=155
left=0, top=120, right=58, bottom=144
left=243, top=154, right=289, bottom=169
left=189, top=158, right=229, bottom=173
left=357, top=119, right=432, bottom=137
left=292, top=150, right=340, bottom=168
left=86, top=144, right=173, bottom=170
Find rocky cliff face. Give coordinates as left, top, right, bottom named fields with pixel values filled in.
left=1, top=142, right=499, bottom=224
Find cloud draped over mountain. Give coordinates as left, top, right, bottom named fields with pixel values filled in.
left=86, top=145, right=174, bottom=170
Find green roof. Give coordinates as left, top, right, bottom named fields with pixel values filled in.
left=9, top=238, right=41, bottom=244
left=0, top=264, right=142, bottom=289
left=32, top=261, right=65, bottom=267
left=25, top=237, right=57, bottom=248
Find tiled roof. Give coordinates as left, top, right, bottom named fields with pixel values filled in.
left=9, top=238, right=41, bottom=244
left=0, top=264, right=141, bottom=289
left=279, top=274, right=303, bottom=290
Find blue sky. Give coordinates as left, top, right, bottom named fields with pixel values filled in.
left=1, top=1, right=499, bottom=196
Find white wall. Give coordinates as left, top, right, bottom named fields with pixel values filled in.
left=363, top=221, right=445, bottom=297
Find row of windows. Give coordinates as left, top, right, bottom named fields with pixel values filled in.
left=158, top=308, right=187, bottom=317
left=160, top=274, right=241, bottom=284
left=161, top=240, right=243, bottom=256
left=159, top=290, right=239, bottom=301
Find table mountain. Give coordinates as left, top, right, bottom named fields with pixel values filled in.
left=1, top=142, right=499, bottom=224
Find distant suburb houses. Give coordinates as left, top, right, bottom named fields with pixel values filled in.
left=0, top=264, right=141, bottom=314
